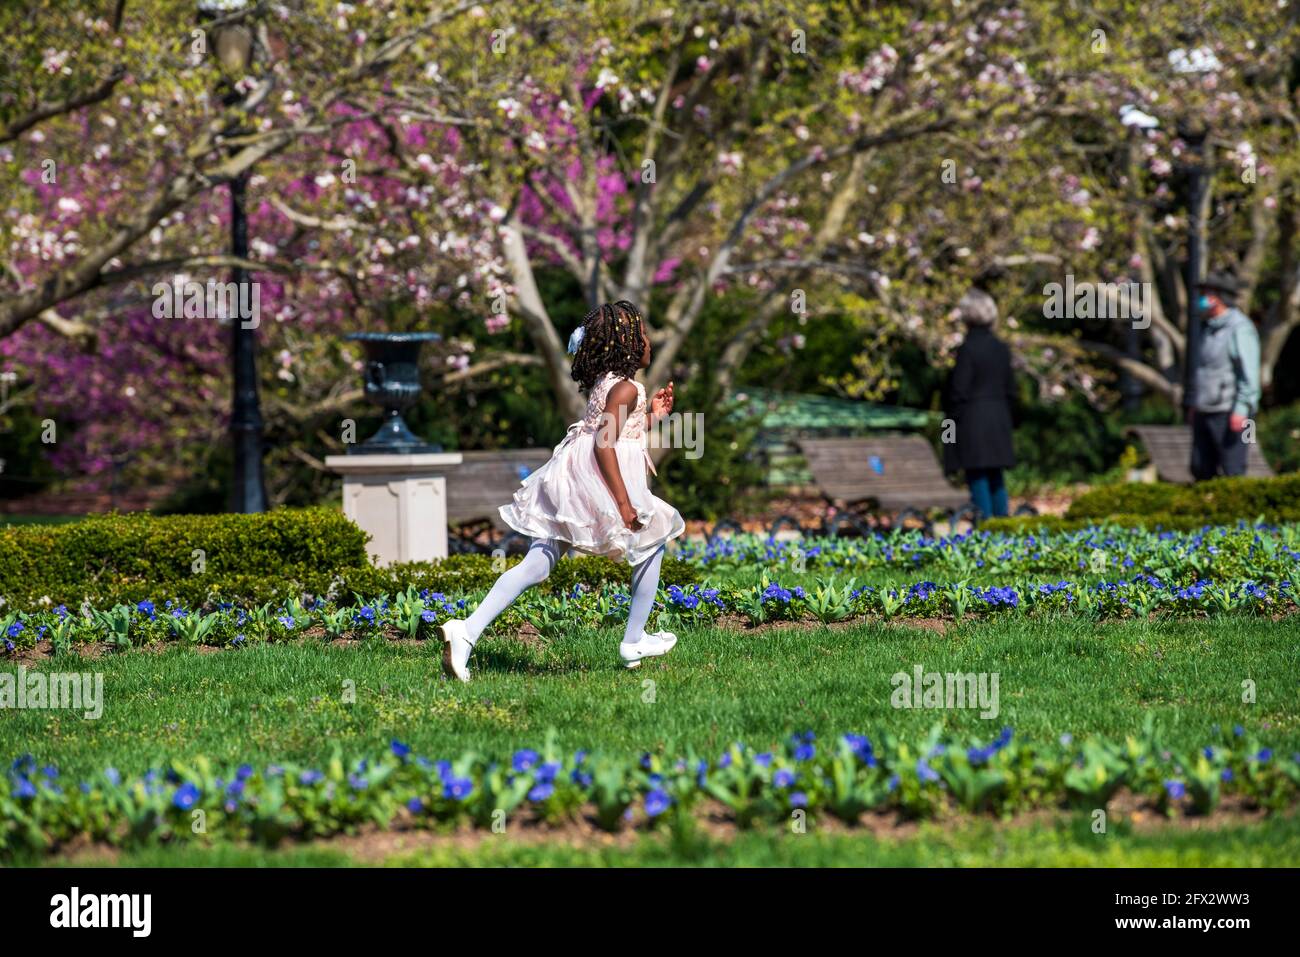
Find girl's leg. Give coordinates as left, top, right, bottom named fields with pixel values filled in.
left=463, top=538, right=566, bottom=643
left=621, top=544, right=665, bottom=645
left=988, top=468, right=1009, bottom=517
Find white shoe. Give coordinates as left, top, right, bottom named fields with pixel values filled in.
left=619, top=630, right=677, bottom=669
left=440, top=619, right=474, bottom=682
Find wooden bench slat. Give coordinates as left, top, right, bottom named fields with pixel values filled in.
left=446, top=449, right=553, bottom=527
left=798, top=435, right=970, bottom=512
left=1126, top=425, right=1274, bottom=484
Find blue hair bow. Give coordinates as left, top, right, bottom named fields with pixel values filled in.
left=567, top=325, right=585, bottom=355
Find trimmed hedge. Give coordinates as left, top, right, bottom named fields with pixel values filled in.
left=1065, top=474, right=1300, bottom=524
left=327, top=554, right=700, bottom=604
left=0, top=508, right=699, bottom=609
left=0, top=508, right=368, bottom=606
left=979, top=513, right=1240, bottom=534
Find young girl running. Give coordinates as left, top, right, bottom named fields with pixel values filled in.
left=439, top=300, right=686, bottom=681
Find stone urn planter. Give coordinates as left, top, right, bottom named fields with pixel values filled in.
left=346, top=331, right=441, bottom=454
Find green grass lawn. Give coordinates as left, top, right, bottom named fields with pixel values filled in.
left=6, top=615, right=1297, bottom=782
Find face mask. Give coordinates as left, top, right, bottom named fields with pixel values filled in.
left=1197, top=295, right=1213, bottom=312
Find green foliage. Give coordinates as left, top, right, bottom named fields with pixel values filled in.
left=0, top=406, right=61, bottom=501
left=1258, top=403, right=1300, bottom=474
left=3, top=722, right=1296, bottom=858
left=1065, top=474, right=1300, bottom=523
left=0, top=506, right=700, bottom=608
left=330, top=554, right=700, bottom=605
left=0, top=508, right=368, bottom=607
left=979, top=514, right=1218, bottom=534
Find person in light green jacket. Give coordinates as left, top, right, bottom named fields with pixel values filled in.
left=1187, top=272, right=1261, bottom=480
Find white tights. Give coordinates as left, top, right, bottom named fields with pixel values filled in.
left=463, top=539, right=665, bottom=645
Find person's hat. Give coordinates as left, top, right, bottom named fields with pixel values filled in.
left=1197, top=272, right=1241, bottom=299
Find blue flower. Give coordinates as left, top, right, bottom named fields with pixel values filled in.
left=173, top=782, right=201, bottom=811
left=645, top=788, right=672, bottom=817
left=1255, top=748, right=1273, bottom=763
left=299, top=769, right=323, bottom=785
left=391, top=739, right=411, bottom=760
left=916, top=758, right=940, bottom=783
left=136, top=600, right=156, bottom=619
left=528, top=782, right=554, bottom=802
left=1164, top=779, right=1186, bottom=800
left=842, top=733, right=876, bottom=766
left=408, top=797, right=424, bottom=813
left=444, top=777, right=474, bottom=801
left=512, top=749, right=540, bottom=773
left=789, top=791, right=808, bottom=808
left=14, top=778, right=37, bottom=800
left=773, top=769, right=795, bottom=789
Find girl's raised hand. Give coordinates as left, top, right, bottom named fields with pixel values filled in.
left=650, top=380, right=674, bottom=420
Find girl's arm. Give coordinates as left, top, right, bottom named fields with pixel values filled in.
left=595, top=379, right=642, bottom=530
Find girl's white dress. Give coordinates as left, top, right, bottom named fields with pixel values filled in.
left=499, top=372, right=685, bottom=565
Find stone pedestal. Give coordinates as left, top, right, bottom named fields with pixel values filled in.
left=326, top=453, right=463, bottom=566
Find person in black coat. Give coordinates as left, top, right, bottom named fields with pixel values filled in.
left=942, top=289, right=1016, bottom=518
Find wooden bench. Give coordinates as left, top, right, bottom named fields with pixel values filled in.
left=797, top=435, right=970, bottom=515
left=1126, top=425, right=1273, bottom=485
left=445, top=449, right=553, bottom=537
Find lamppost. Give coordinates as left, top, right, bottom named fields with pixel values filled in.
left=1120, top=104, right=1160, bottom=413
left=1167, top=44, right=1220, bottom=414
left=1179, top=123, right=1210, bottom=412
left=199, top=0, right=267, bottom=512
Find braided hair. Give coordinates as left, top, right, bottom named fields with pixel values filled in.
left=569, top=300, right=647, bottom=392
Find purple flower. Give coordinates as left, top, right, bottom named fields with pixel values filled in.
left=299, top=769, right=323, bottom=785
left=1164, top=779, right=1186, bottom=800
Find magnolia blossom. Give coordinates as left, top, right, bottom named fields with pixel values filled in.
left=717, top=151, right=743, bottom=174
